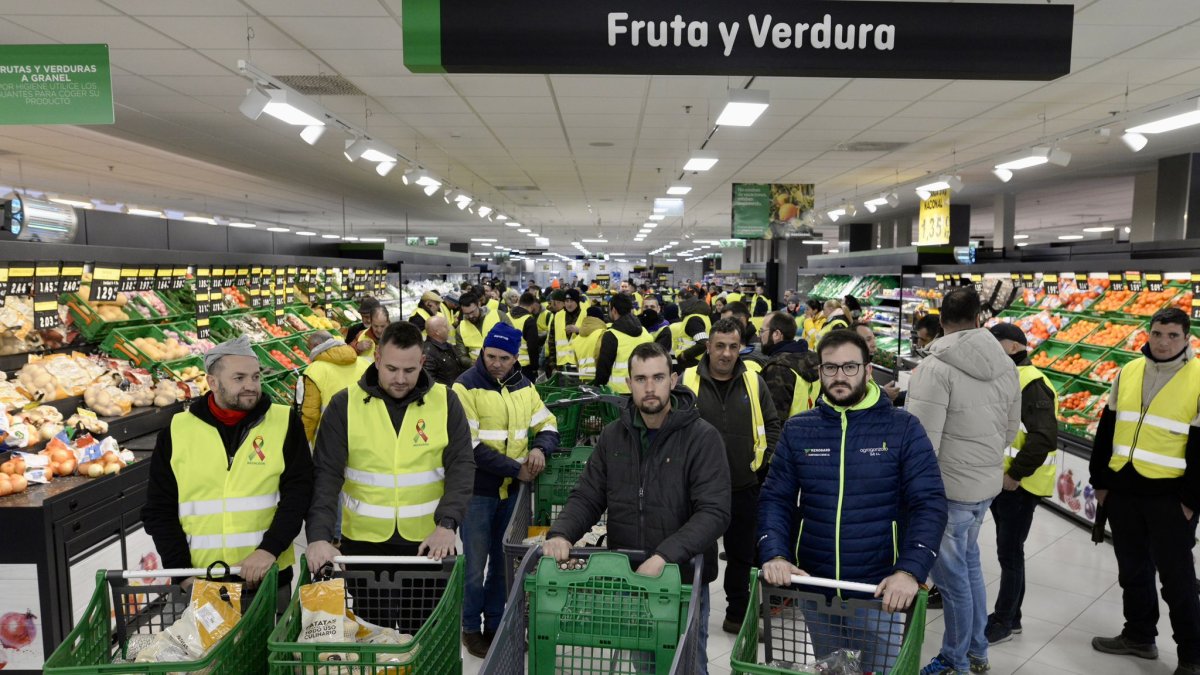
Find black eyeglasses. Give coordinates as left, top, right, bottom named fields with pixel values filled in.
left=820, top=362, right=863, bottom=377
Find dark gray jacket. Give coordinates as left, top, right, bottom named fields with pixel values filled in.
left=423, top=337, right=470, bottom=386
left=547, top=388, right=731, bottom=583
left=307, top=366, right=475, bottom=543
left=691, top=357, right=782, bottom=491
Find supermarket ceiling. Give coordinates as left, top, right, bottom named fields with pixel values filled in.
left=3, top=0, right=1200, bottom=254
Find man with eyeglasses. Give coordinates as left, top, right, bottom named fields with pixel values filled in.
left=906, top=287, right=1021, bottom=675
left=681, top=317, right=781, bottom=634
left=759, top=328, right=947, bottom=673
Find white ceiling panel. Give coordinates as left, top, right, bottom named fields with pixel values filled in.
left=200, top=49, right=319, bottom=76
left=350, top=76, right=457, bottom=97
left=108, top=49, right=231, bottom=76
left=245, top=0, right=390, bottom=16
left=314, top=50, right=408, bottom=77
left=269, top=17, right=404, bottom=50
left=105, top=0, right=248, bottom=15
left=139, top=17, right=302, bottom=50
left=6, top=15, right=180, bottom=48
left=4, top=0, right=118, bottom=15
left=449, top=75, right=551, bottom=98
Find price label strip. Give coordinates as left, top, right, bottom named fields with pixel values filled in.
left=34, top=297, right=60, bottom=331
left=1192, top=273, right=1200, bottom=322
left=0, top=264, right=8, bottom=307
left=92, top=264, right=121, bottom=302
left=8, top=263, right=35, bottom=296
left=138, top=267, right=156, bottom=292
left=1145, top=272, right=1164, bottom=293
left=1042, top=273, right=1059, bottom=296
left=1109, top=272, right=1126, bottom=293
left=1125, top=270, right=1144, bottom=293
left=156, top=266, right=173, bottom=292
left=61, top=263, right=84, bottom=294
left=1075, top=273, right=1090, bottom=292
left=35, top=262, right=61, bottom=296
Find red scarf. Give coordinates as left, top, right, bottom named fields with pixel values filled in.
left=208, top=395, right=249, bottom=426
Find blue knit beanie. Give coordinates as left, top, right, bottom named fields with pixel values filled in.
left=483, top=322, right=523, bottom=355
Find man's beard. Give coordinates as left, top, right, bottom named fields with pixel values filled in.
left=636, top=396, right=668, bottom=415
left=218, top=389, right=259, bottom=411
left=822, top=378, right=868, bottom=407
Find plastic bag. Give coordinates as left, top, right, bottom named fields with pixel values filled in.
left=299, top=578, right=347, bottom=644
left=190, top=577, right=242, bottom=652
left=811, top=648, right=863, bottom=674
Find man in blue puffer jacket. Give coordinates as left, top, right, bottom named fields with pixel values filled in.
left=759, top=329, right=948, bottom=672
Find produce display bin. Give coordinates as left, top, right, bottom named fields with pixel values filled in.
left=1080, top=349, right=1139, bottom=386
left=480, top=549, right=701, bottom=675
left=1080, top=317, right=1145, bottom=349
left=1052, top=317, right=1102, bottom=344
left=44, top=565, right=278, bottom=674
left=263, top=371, right=299, bottom=406
left=1029, top=340, right=1072, bottom=370
left=1046, top=344, right=1111, bottom=377
left=99, top=324, right=171, bottom=367
left=731, top=571, right=927, bottom=675
left=60, top=292, right=146, bottom=340
left=1057, top=379, right=1110, bottom=438
left=253, top=340, right=301, bottom=374
left=268, top=555, right=462, bottom=674
left=1042, top=371, right=1073, bottom=397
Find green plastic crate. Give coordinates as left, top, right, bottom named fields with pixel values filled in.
left=532, top=446, right=595, bottom=525
left=268, top=556, right=463, bottom=675
left=1080, top=349, right=1139, bottom=386
left=541, top=388, right=620, bottom=447
left=253, top=340, right=303, bottom=374
left=1053, top=317, right=1103, bottom=344
left=1043, top=372, right=1073, bottom=397
left=527, top=552, right=691, bottom=675
left=1058, top=379, right=1110, bottom=438
left=1029, top=340, right=1072, bottom=370
left=99, top=324, right=171, bottom=367
left=45, top=566, right=277, bottom=674
left=1080, top=317, right=1146, bottom=350
left=60, top=292, right=145, bottom=340
left=731, top=571, right=927, bottom=675
left=1047, top=344, right=1111, bottom=377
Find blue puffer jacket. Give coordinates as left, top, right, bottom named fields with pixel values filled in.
left=758, top=381, right=947, bottom=588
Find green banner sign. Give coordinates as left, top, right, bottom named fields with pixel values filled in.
left=0, top=44, right=113, bottom=125
left=731, top=183, right=813, bottom=239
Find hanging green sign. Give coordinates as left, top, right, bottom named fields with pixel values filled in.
left=731, top=183, right=813, bottom=239
left=0, top=44, right=113, bottom=125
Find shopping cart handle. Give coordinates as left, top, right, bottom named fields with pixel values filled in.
left=118, top=567, right=242, bottom=580
left=331, top=555, right=447, bottom=565
left=759, top=571, right=879, bottom=594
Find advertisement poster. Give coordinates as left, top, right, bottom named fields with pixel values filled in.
left=0, top=564, right=44, bottom=669
left=917, top=189, right=951, bottom=246
left=732, top=183, right=814, bottom=239
left=0, top=44, right=114, bottom=125
left=1053, top=450, right=1105, bottom=533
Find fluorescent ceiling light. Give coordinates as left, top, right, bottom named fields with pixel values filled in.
left=471, top=238, right=497, bottom=242
left=1016, top=242, right=1029, bottom=247
left=261, top=89, right=325, bottom=126
left=802, top=239, right=827, bottom=245
left=300, top=125, right=326, bottom=145
left=184, top=215, right=216, bottom=224
left=648, top=215, right=666, bottom=221
left=654, top=197, right=685, bottom=216
left=995, top=146, right=1071, bottom=172
left=414, top=172, right=439, bottom=187
left=267, top=226, right=290, bottom=233
left=652, top=207, right=667, bottom=214
left=376, top=161, right=396, bottom=177
left=582, top=238, right=607, bottom=243
left=716, top=89, right=770, bottom=127
left=915, top=175, right=963, bottom=200
left=1121, top=132, right=1148, bottom=152
left=526, top=232, right=538, bottom=237
left=344, top=138, right=370, bottom=161
left=1126, top=99, right=1200, bottom=134
left=496, top=215, right=508, bottom=221
left=321, top=234, right=340, bottom=239
left=1058, top=234, right=1084, bottom=240
left=229, top=221, right=257, bottom=229
left=683, top=153, right=718, bottom=171
left=342, top=236, right=359, bottom=241
left=517, top=228, right=531, bottom=233
left=507, top=221, right=522, bottom=228
left=359, top=237, right=386, bottom=242
left=48, top=196, right=94, bottom=210
left=666, top=185, right=692, bottom=196
left=993, top=168, right=1014, bottom=183
left=1083, top=226, right=1115, bottom=233
left=1012, top=234, right=1029, bottom=240
left=295, top=231, right=317, bottom=236
left=423, top=183, right=440, bottom=197
left=478, top=205, right=493, bottom=218
left=826, top=208, right=846, bottom=222
left=863, top=196, right=889, bottom=213
left=359, top=146, right=394, bottom=163
left=127, top=207, right=164, bottom=218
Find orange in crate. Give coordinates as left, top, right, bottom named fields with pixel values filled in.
left=1061, top=391, right=1096, bottom=411
left=1094, top=290, right=1133, bottom=313
left=1088, top=360, right=1121, bottom=383
left=1031, top=351, right=1058, bottom=368
left=1056, top=320, right=1099, bottom=343
left=1127, top=289, right=1178, bottom=316
left=1051, top=353, right=1093, bottom=375
left=1085, top=322, right=1138, bottom=347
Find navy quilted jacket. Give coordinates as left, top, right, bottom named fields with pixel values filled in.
left=758, top=382, right=947, bottom=587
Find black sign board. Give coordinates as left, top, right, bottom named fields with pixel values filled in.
left=405, top=0, right=1074, bottom=81
left=60, top=263, right=84, bottom=294
left=8, top=263, right=34, bottom=297
left=138, top=267, right=156, bottom=293
left=92, top=263, right=121, bottom=302
left=1042, top=273, right=1059, bottom=296
left=1145, top=272, right=1164, bottom=293
left=33, top=297, right=59, bottom=331
left=35, top=263, right=60, bottom=296
left=1192, top=273, right=1200, bottom=321
left=1109, top=272, right=1125, bottom=293
left=118, top=266, right=139, bottom=293
left=0, top=264, right=7, bottom=307
left=1074, top=273, right=1089, bottom=292
left=1124, top=270, right=1143, bottom=293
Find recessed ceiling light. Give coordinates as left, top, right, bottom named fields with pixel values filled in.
left=295, top=231, right=317, bottom=236
left=184, top=215, right=217, bottom=225
left=228, top=221, right=257, bottom=229
left=716, top=89, right=770, bottom=127
left=517, top=228, right=531, bottom=233
left=683, top=153, right=718, bottom=172
left=471, top=238, right=497, bottom=242
left=321, top=234, right=340, bottom=239
left=1012, top=234, right=1029, bottom=240
left=1016, top=242, right=1029, bottom=247
left=342, top=236, right=359, bottom=241
left=1058, top=234, right=1084, bottom=241
left=582, top=238, right=608, bottom=243
left=361, top=237, right=387, bottom=243
left=648, top=215, right=666, bottom=221
left=267, top=226, right=290, bottom=233
left=666, top=185, right=692, bottom=196
left=1082, top=226, right=1114, bottom=233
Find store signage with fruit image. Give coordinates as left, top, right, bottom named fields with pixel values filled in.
left=731, top=183, right=813, bottom=239
left=402, top=0, right=1073, bottom=80
left=917, top=189, right=950, bottom=246
left=0, top=565, right=43, bottom=669
left=0, top=44, right=113, bottom=125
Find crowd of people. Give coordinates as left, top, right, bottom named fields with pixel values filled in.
left=140, top=276, right=1200, bottom=675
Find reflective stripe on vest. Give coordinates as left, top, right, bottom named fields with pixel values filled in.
left=453, top=380, right=555, bottom=499
left=1110, top=357, right=1200, bottom=479
left=673, top=314, right=712, bottom=354
left=304, top=357, right=371, bottom=414
left=510, top=313, right=532, bottom=367
left=340, top=383, right=448, bottom=543
left=554, top=309, right=576, bottom=366
left=682, top=365, right=768, bottom=470
left=609, top=327, right=654, bottom=394
left=571, top=330, right=604, bottom=381
left=459, top=311, right=502, bottom=361
left=1003, top=366, right=1060, bottom=496
left=171, top=405, right=294, bottom=569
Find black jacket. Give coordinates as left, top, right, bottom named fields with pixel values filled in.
left=307, top=366, right=476, bottom=543
left=760, top=339, right=809, bottom=423
left=422, top=338, right=470, bottom=386
left=510, top=306, right=542, bottom=372
left=143, top=393, right=314, bottom=583
left=676, top=299, right=713, bottom=371
left=547, top=388, right=731, bottom=583
left=691, top=357, right=782, bottom=491
left=594, top=313, right=644, bottom=386
left=1006, top=357, right=1058, bottom=482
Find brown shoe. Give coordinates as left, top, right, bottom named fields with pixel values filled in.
left=462, top=631, right=490, bottom=658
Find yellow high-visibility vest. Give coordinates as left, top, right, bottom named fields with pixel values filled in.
left=609, top=327, right=654, bottom=393
left=510, top=313, right=532, bottom=367
left=341, top=384, right=448, bottom=542
left=303, top=357, right=371, bottom=413
left=571, top=329, right=604, bottom=382
left=1003, top=366, right=1060, bottom=497
left=1110, top=357, right=1200, bottom=479
left=553, top=309, right=577, bottom=367
left=171, top=405, right=295, bottom=569
left=453, top=380, right=557, bottom=499
left=458, top=311, right=502, bottom=361
left=682, top=366, right=768, bottom=470
left=673, top=314, right=711, bottom=354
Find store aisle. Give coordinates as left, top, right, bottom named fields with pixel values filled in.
left=463, top=506, right=1200, bottom=674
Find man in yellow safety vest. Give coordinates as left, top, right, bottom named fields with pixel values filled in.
left=298, top=331, right=372, bottom=443
left=306, top=322, right=475, bottom=588
left=143, top=335, right=313, bottom=597
left=351, top=305, right=391, bottom=360
left=452, top=322, right=559, bottom=657
left=508, top=291, right=543, bottom=381
left=681, top=317, right=781, bottom=635
left=593, top=293, right=653, bottom=393
left=408, top=290, right=443, bottom=336
left=1089, top=308, right=1200, bottom=669
left=454, top=290, right=511, bottom=363
left=984, top=323, right=1060, bottom=645
left=546, top=288, right=584, bottom=376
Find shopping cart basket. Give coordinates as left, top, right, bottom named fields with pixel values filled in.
left=267, top=555, right=462, bottom=674
left=480, top=548, right=703, bottom=675
left=539, top=384, right=622, bottom=447
left=45, top=563, right=278, bottom=674
left=731, top=570, right=928, bottom=675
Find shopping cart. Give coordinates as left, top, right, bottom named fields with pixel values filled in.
left=480, top=548, right=703, bottom=675
left=536, top=382, right=622, bottom=447
left=731, top=570, right=928, bottom=675
left=267, top=555, right=462, bottom=674
left=44, top=563, right=278, bottom=674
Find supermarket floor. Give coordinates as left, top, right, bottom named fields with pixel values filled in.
left=461, top=506, right=1200, bottom=674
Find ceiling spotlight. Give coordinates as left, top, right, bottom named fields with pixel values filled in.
left=241, top=87, right=326, bottom=127
left=443, top=189, right=453, bottom=204
left=238, top=87, right=271, bottom=120
left=886, top=192, right=900, bottom=208
left=1121, top=132, right=1148, bottom=152
left=843, top=202, right=858, bottom=218
left=863, top=196, right=889, bottom=213
left=401, top=169, right=415, bottom=185
left=915, top=175, right=963, bottom=200
left=423, top=183, right=440, bottom=197
left=826, top=207, right=846, bottom=222
left=666, top=185, right=692, bottom=196
left=300, top=124, right=325, bottom=145
left=344, top=138, right=370, bottom=162
left=683, top=152, right=719, bottom=172
left=376, top=161, right=396, bottom=177
left=993, top=168, right=1014, bottom=182
left=716, top=89, right=770, bottom=127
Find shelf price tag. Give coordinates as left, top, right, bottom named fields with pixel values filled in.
left=8, top=263, right=34, bottom=296
left=92, top=264, right=121, bottom=302
left=1145, top=272, right=1164, bottom=293
left=196, top=315, right=210, bottom=340
left=1042, top=273, right=1059, bottom=296
left=236, top=267, right=250, bottom=289
left=1109, top=272, right=1126, bottom=292
left=35, top=262, right=61, bottom=296
left=1075, top=273, right=1089, bottom=292
left=33, top=297, right=59, bottom=331
left=935, top=273, right=947, bottom=290
left=1124, top=270, right=1143, bottom=293
left=248, top=266, right=262, bottom=309
left=173, top=267, right=187, bottom=291
left=155, top=266, right=172, bottom=292
left=137, top=267, right=155, bottom=292
left=60, top=263, right=83, bottom=294
left=1192, top=273, right=1200, bottom=321
left=1019, top=273, right=1034, bottom=290
left=972, top=273, right=983, bottom=294
left=0, top=264, right=7, bottom=307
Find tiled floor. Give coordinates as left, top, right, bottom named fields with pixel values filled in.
left=463, top=506, right=1200, bottom=673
